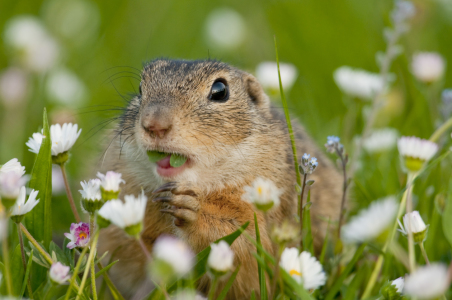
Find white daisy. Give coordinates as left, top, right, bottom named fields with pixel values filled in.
left=0, top=158, right=25, bottom=176
left=404, top=264, right=449, bottom=299
left=333, top=66, right=384, bottom=100
left=26, top=123, right=81, bottom=156
left=153, top=235, right=194, bottom=276
left=280, top=247, right=326, bottom=290
left=362, top=128, right=399, bottom=153
left=397, top=136, right=438, bottom=172
left=392, top=277, right=404, bottom=294
left=255, top=61, right=298, bottom=92
left=0, top=170, right=29, bottom=200
left=98, top=191, right=147, bottom=236
left=411, top=52, right=445, bottom=83
left=398, top=211, right=428, bottom=243
left=97, top=171, right=124, bottom=192
left=10, top=186, right=39, bottom=222
left=242, top=177, right=282, bottom=212
left=79, top=179, right=101, bottom=201
left=207, top=241, right=235, bottom=274
left=49, top=262, right=71, bottom=285
left=341, top=197, right=398, bottom=243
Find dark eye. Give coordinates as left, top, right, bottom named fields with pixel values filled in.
left=139, top=82, right=142, bottom=95
left=209, top=79, right=229, bottom=102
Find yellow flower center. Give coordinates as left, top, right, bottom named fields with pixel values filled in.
left=257, top=186, right=262, bottom=195
left=79, top=232, right=87, bottom=240
left=290, top=269, right=301, bottom=276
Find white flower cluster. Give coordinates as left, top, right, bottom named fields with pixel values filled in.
left=333, top=66, right=384, bottom=100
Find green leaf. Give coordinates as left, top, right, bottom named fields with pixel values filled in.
left=216, top=264, right=241, bottom=300
left=147, top=222, right=249, bottom=299
left=251, top=291, right=256, bottom=300
left=95, top=260, right=119, bottom=278
left=324, top=243, right=366, bottom=300
left=169, top=153, right=187, bottom=167
left=24, top=109, right=52, bottom=289
left=319, top=219, right=331, bottom=265
left=49, top=241, right=70, bottom=266
left=280, top=269, right=314, bottom=300
left=147, top=151, right=168, bottom=163
left=443, top=176, right=452, bottom=248
left=254, top=213, right=268, bottom=300
left=10, top=244, right=25, bottom=296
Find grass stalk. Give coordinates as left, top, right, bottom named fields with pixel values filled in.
left=60, top=163, right=81, bottom=223
left=2, top=233, right=13, bottom=295
left=20, top=223, right=53, bottom=265
left=17, top=223, right=33, bottom=298
left=76, top=231, right=99, bottom=300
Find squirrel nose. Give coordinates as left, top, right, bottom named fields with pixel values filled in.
left=142, top=119, right=172, bottom=138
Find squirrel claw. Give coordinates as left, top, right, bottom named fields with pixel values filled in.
left=153, top=181, right=178, bottom=194
left=153, top=196, right=172, bottom=202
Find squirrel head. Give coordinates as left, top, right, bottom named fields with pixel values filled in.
left=119, top=59, right=281, bottom=191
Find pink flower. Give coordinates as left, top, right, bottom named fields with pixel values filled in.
left=64, top=222, right=90, bottom=249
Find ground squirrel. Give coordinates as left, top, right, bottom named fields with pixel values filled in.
left=98, top=59, right=342, bottom=299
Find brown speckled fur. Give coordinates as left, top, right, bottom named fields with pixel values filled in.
left=97, top=59, right=342, bottom=299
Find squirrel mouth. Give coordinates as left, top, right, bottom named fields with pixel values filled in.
left=147, top=151, right=189, bottom=178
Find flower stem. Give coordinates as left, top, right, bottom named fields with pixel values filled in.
left=89, top=214, right=97, bottom=300
left=2, top=233, right=13, bottom=295
left=20, top=223, right=53, bottom=265
left=60, top=163, right=81, bottom=223
left=17, top=223, right=33, bottom=298
left=429, top=116, right=452, bottom=143
left=299, top=173, right=308, bottom=249
left=138, top=236, right=151, bottom=261
left=76, top=231, right=99, bottom=300
left=361, top=173, right=415, bottom=298
left=97, top=261, right=126, bottom=300
left=419, top=243, right=430, bottom=265
left=270, top=245, right=283, bottom=299
left=405, top=173, right=416, bottom=273
left=336, top=149, right=349, bottom=240
left=208, top=276, right=219, bottom=300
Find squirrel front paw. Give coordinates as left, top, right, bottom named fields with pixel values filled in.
left=152, top=181, right=200, bottom=227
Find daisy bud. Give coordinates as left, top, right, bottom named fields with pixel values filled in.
left=242, top=177, right=282, bottom=212
left=97, top=191, right=147, bottom=238
left=0, top=171, right=29, bottom=210
left=271, top=220, right=300, bottom=245
left=64, top=222, right=90, bottom=249
left=342, top=197, right=398, bottom=243
left=49, top=262, right=71, bottom=285
left=280, top=248, right=326, bottom=291
left=379, top=277, right=404, bottom=300
left=10, top=186, right=39, bottom=223
left=96, top=171, right=125, bottom=201
left=26, top=123, right=82, bottom=165
left=411, top=52, right=445, bottom=83
left=398, top=211, right=428, bottom=244
left=404, top=264, right=449, bottom=299
left=207, top=241, right=234, bottom=277
left=0, top=158, right=25, bottom=176
left=151, top=236, right=194, bottom=281
left=397, top=136, right=438, bottom=173
left=79, top=179, right=103, bottom=214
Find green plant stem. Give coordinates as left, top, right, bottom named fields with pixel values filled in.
left=406, top=173, right=416, bottom=273
left=419, top=243, right=430, bottom=265
left=430, top=116, right=452, bottom=143
left=76, top=231, right=99, bottom=300
left=208, top=276, right=219, bottom=300
left=336, top=150, right=349, bottom=240
left=64, top=243, right=90, bottom=300
left=274, top=37, right=302, bottom=208
left=2, top=233, right=13, bottom=295
left=299, top=174, right=307, bottom=249
left=17, top=223, right=33, bottom=299
left=96, top=261, right=126, bottom=300
left=270, top=245, right=283, bottom=299
left=138, top=236, right=151, bottom=261
left=89, top=214, right=97, bottom=300
left=20, top=223, right=53, bottom=265
left=361, top=173, right=415, bottom=298
left=60, top=163, right=81, bottom=223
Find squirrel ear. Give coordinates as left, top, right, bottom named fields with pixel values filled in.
left=244, top=74, right=271, bottom=109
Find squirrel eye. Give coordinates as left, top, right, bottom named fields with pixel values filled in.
left=139, top=82, right=142, bottom=95
left=209, top=80, right=229, bottom=102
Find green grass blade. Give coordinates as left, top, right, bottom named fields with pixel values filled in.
left=254, top=213, right=267, bottom=300
left=216, top=264, right=241, bottom=300
left=443, top=177, right=452, bottom=248
left=250, top=291, right=256, bottom=300
left=95, top=260, right=119, bottom=278
left=20, top=249, right=33, bottom=297
left=319, top=219, right=331, bottom=264
left=10, top=244, right=25, bottom=296
left=24, top=109, right=52, bottom=289
left=324, top=243, right=366, bottom=300
left=280, top=269, right=314, bottom=300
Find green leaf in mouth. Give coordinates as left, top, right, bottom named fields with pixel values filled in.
left=147, top=151, right=168, bottom=163
left=170, top=153, right=187, bottom=167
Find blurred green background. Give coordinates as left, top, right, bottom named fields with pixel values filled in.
left=1, top=0, right=452, bottom=269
